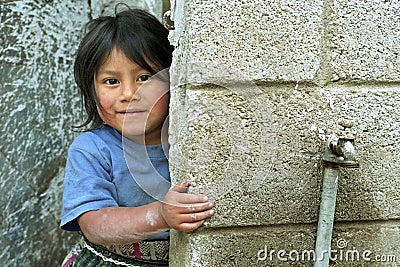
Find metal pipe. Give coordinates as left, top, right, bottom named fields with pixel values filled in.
left=314, top=163, right=339, bottom=267
left=314, top=120, right=359, bottom=267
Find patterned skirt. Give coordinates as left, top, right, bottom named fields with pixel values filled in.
left=61, top=237, right=169, bottom=267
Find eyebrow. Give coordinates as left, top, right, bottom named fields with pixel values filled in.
left=96, top=70, right=120, bottom=76
left=97, top=69, right=149, bottom=77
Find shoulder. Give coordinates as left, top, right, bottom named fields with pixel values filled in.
left=65, top=126, right=124, bottom=178
left=68, top=125, right=122, bottom=160
left=70, top=125, right=121, bottom=149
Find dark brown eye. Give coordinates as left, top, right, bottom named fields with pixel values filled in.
left=105, top=78, right=119, bottom=85
left=137, top=74, right=151, bottom=82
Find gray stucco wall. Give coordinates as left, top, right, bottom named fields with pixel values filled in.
left=0, top=1, right=163, bottom=266
left=1, top=2, right=88, bottom=266
left=168, top=0, right=400, bottom=266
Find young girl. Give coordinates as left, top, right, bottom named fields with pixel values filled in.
left=60, top=7, right=214, bottom=267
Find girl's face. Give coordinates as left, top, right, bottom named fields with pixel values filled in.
left=94, top=48, right=169, bottom=145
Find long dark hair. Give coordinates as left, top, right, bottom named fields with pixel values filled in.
left=74, top=7, right=174, bottom=130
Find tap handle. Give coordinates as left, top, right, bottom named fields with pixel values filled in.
left=337, top=118, right=356, bottom=140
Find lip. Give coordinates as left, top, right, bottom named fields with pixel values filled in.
left=119, top=109, right=146, bottom=116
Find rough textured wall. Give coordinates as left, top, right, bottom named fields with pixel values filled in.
left=0, top=1, right=88, bottom=266
left=0, top=0, right=163, bottom=266
left=168, top=0, right=400, bottom=266
left=91, top=0, right=163, bottom=19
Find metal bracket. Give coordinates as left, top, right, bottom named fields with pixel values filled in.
left=163, top=10, right=175, bottom=30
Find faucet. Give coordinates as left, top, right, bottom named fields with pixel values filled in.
left=323, top=118, right=359, bottom=168
left=314, top=119, right=359, bottom=267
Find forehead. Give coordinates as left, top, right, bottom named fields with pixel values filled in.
left=98, top=48, right=160, bottom=74
left=103, top=49, right=135, bottom=65
left=96, top=49, right=141, bottom=73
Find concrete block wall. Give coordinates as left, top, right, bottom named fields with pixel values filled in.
left=168, top=0, right=400, bottom=266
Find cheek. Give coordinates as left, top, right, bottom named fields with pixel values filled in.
left=96, top=91, right=114, bottom=111
left=95, top=91, right=116, bottom=124
left=153, top=94, right=169, bottom=115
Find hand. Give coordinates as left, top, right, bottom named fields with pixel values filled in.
left=159, top=182, right=214, bottom=232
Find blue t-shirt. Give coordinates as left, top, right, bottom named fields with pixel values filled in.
left=60, top=125, right=170, bottom=240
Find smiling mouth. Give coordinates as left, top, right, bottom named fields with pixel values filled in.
left=121, top=110, right=146, bottom=116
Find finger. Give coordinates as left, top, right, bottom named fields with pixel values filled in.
left=175, top=193, right=209, bottom=204
left=181, top=201, right=214, bottom=213
left=162, top=199, right=211, bottom=211
left=176, top=220, right=205, bottom=232
left=170, top=182, right=189, bottom=193
left=183, top=209, right=215, bottom=222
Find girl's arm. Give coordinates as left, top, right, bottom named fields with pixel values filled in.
left=78, top=182, right=214, bottom=246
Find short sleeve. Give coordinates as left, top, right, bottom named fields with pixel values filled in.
left=60, top=133, right=119, bottom=231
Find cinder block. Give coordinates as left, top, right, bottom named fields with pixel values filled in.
left=330, top=0, right=400, bottom=81
left=169, top=83, right=400, bottom=228
left=170, top=0, right=325, bottom=82
left=170, top=222, right=399, bottom=266
left=170, top=226, right=316, bottom=267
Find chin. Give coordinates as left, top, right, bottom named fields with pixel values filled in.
left=122, top=131, right=144, bottom=139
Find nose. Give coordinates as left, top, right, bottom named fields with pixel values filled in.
left=121, top=81, right=140, bottom=101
